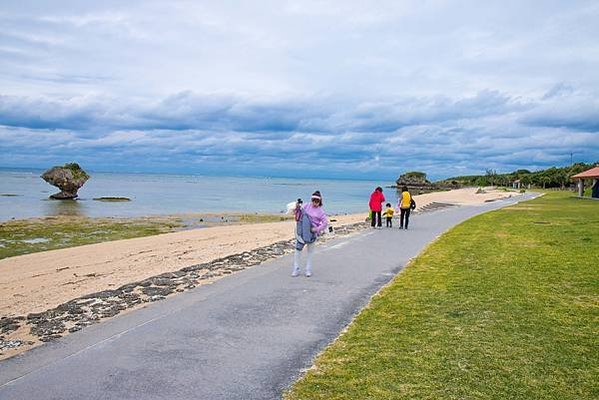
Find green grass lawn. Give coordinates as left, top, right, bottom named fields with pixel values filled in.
left=285, top=192, right=598, bottom=400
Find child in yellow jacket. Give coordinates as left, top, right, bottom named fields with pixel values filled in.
left=382, top=203, right=394, bottom=228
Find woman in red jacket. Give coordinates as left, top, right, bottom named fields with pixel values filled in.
left=368, top=187, right=385, bottom=228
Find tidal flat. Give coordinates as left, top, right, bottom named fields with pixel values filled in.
left=0, top=213, right=292, bottom=260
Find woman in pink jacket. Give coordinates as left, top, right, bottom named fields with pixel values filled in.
left=292, top=190, right=328, bottom=277
left=368, top=187, right=385, bottom=228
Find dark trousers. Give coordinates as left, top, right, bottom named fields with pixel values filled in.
left=400, top=208, right=411, bottom=228
left=371, top=211, right=382, bottom=227
left=386, top=217, right=392, bottom=227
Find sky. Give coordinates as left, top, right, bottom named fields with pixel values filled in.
left=0, top=0, right=598, bottom=180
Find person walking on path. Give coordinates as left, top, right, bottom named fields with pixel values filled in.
left=383, top=203, right=394, bottom=228
left=398, top=186, right=413, bottom=230
left=369, top=187, right=385, bottom=228
left=292, top=191, right=329, bottom=277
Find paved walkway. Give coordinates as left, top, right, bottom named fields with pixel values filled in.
left=0, top=193, right=536, bottom=400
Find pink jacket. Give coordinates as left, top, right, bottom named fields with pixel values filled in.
left=369, top=190, right=386, bottom=212
left=303, top=203, right=328, bottom=235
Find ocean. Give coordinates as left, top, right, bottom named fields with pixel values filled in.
left=0, top=169, right=398, bottom=221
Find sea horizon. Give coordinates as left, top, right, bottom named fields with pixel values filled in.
left=0, top=166, right=397, bottom=183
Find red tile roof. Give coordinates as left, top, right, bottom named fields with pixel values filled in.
left=571, top=167, right=599, bottom=179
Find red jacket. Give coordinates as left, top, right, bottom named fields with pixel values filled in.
left=369, top=190, right=386, bottom=212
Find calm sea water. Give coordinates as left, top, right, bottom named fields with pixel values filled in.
left=0, top=169, right=398, bottom=221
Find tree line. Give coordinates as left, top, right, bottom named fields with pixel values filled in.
left=438, top=162, right=598, bottom=189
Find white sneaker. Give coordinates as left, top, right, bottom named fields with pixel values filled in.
left=305, top=270, right=312, bottom=277
left=291, top=267, right=300, bottom=277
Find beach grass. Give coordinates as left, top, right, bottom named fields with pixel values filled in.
left=285, top=191, right=598, bottom=399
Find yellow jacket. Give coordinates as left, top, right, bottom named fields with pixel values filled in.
left=400, top=191, right=411, bottom=209
left=383, top=208, right=394, bottom=218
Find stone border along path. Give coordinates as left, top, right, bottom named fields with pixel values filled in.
left=0, top=220, right=369, bottom=355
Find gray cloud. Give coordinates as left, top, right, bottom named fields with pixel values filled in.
left=1, top=88, right=597, bottom=179
left=1, top=1, right=598, bottom=179
left=0, top=90, right=528, bottom=133
left=520, top=91, right=599, bottom=132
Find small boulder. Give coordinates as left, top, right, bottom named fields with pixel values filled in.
left=41, top=163, right=90, bottom=200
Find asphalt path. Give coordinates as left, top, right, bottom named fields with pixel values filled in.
left=0, top=193, right=537, bottom=399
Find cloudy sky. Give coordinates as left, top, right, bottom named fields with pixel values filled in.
left=1, top=0, right=598, bottom=180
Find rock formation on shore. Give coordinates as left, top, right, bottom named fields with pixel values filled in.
left=396, top=171, right=431, bottom=187
left=41, top=163, right=90, bottom=199
left=394, top=171, right=458, bottom=193
left=395, top=171, right=434, bottom=193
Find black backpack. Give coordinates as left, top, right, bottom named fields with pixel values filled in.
left=410, top=198, right=416, bottom=210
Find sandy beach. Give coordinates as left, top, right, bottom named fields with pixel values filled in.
left=0, top=187, right=515, bottom=318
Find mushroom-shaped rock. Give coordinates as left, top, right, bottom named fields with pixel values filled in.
left=41, top=163, right=90, bottom=199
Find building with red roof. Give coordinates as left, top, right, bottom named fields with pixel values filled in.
left=571, top=167, right=599, bottom=198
